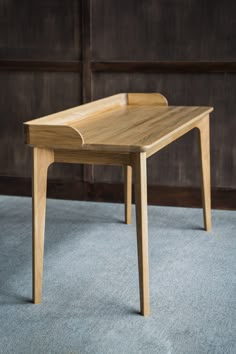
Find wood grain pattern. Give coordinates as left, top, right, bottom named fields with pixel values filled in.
left=0, top=71, right=82, bottom=179
left=81, top=0, right=93, bottom=183
left=26, top=94, right=212, bottom=314
left=123, top=92, right=168, bottom=224
left=90, top=0, right=236, bottom=191
left=91, top=0, right=236, bottom=61
left=25, top=94, right=126, bottom=126
left=81, top=0, right=92, bottom=103
left=197, top=117, right=211, bottom=231
left=92, top=73, right=236, bottom=189
left=128, top=93, right=168, bottom=105
left=32, top=148, right=54, bottom=303
left=2, top=60, right=236, bottom=73
left=73, top=105, right=213, bottom=153
left=25, top=125, right=84, bottom=149
left=0, top=0, right=80, bottom=60
left=0, top=0, right=82, bottom=181
left=91, top=61, right=236, bottom=73
left=54, top=149, right=131, bottom=166
left=124, top=165, right=132, bottom=224
left=25, top=94, right=213, bottom=154
left=0, top=0, right=235, bottom=202
left=133, top=152, right=149, bottom=316
left=24, top=93, right=126, bottom=151
left=0, top=60, right=81, bottom=72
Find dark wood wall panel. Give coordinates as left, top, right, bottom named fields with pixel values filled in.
left=0, top=72, right=83, bottom=179
left=0, top=0, right=80, bottom=60
left=91, top=0, right=236, bottom=61
left=0, top=0, right=83, bottom=182
left=0, top=0, right=235, bottom=208
left=92, top=73, right=236, bottom=189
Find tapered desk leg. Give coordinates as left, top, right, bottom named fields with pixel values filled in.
left=124, top=165, right=132, bottom=224
left=133, top=152, right=150, bottom=316
left=32, top=148, right=54, bottom=303
left=197, top=116, right=211, bottom=231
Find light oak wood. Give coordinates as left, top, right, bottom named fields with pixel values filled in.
left=24, top=93, right=126, bottom=149
left=124, top=165, right=132, bottom=224
left=24, top=93, right=213, bottom=316
left=25, top=125, right=84, bottom=150
left=145, top=112, right=211, bottom=158
left=32, top=148, right=54, bottom=303
left=197, top=116, right=211, bottom=231
left=25, top=93, right=213, bottom=154
left=26, top=93, right=127, bottom=126
left=54, top=149, right=131, bottom=165
left=123, top=93, right=168, bottom=224
left=73, top=106, right=214, bottom=153
left=127, top=93, right=168, bottom=106
left=133, top=152, right=150, bottom=316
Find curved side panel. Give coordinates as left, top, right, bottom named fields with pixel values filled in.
left=127, top=93, right=168, bottom=106
left=24, top=124, right=84, bottom=149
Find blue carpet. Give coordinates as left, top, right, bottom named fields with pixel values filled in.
left=0, top=195, right=235, bottom=354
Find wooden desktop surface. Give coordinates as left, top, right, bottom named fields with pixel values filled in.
left=24, top=93, right=213, bottom=154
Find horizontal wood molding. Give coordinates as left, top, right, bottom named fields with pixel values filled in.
left=0, top=60, right=81, bottom=72
left=91, top=61, right=236, bottom=73
left=2, top=60, right=236, bottom=74
left=0, top=176, right=235, bottom=210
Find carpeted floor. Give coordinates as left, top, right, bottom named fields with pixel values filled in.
left=0, top=195, right=235, bottom=354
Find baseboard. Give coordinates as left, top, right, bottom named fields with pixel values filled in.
left=0, top=176, right=235, bottom=210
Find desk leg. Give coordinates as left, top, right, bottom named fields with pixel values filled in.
left=32, top=148, right=54, bottom=303
left=133, top=152, right=150, bottom=316
left=197, top=116, right=211, bottom=231
left=124, top=165, right=132, bottom=224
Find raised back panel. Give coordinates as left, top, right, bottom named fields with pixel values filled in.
left=128, top=93, right=168, bottom=106
left=25, top=93, right=127, bottom=126
left=24, top=93, right=127, bottom=148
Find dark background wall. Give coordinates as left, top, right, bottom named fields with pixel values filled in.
left=0, top=0, right=235, bottom=208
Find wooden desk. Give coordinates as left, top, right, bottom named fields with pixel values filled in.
left=24, top=93, right=213, bottom=316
